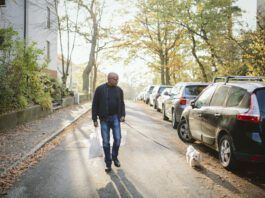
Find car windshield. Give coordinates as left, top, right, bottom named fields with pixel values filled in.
left=148, top=86, right=154, bottom=93
left=185, top=85, right=207, bottom=96
left=158, top=87, right=171, bottom=94
left=255, top=89, right=265, bottom=114
left=162, top=88, right=171, bottom=95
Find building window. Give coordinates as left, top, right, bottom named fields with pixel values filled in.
left=0, top=0, right=5, bottom=6
left=46, top=41, right=50, bottom=60
left=47, top=7, right=50, bottom=29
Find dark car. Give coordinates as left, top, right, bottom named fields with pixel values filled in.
left=149, top=85, right=172, bottom=109
left=178, top=76, right=265, bottom=169
left=163, top=82, right=208, bottom=129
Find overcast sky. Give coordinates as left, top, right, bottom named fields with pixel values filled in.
left=236, top=0, right=257, bottom=29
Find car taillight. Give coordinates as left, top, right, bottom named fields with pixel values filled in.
left=179, top=98, right=187, bottom=105
left=236, top=114, right=261, bottom=123
left=236, top=94, right=261, bottom=123
left=250, top=155, right=263, bottom=161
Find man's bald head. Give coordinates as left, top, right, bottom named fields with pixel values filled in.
left=107, top=72, right=119, bottom=86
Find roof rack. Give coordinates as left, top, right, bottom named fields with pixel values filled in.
left=213, top=76, right=265, bottom=84
left=213, top=77, right=227, bottom=83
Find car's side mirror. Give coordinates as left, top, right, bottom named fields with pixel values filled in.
left=191, top=100, right=196, bottom=109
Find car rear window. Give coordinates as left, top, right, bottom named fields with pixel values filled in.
left=226, top=87, right=248, bottom=107
left=255, top=89, right=265, bottom=114
left=152, top=86, right=159, bottom=93
left=185, top=85, right=207, bottom=96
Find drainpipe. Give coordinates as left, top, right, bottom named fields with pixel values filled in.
left=24, top=0, right=27, bottom=43
left=24, top=0, right=28, bottom=93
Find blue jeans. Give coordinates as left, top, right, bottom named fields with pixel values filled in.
left=100, top=115, right=121, bottom=167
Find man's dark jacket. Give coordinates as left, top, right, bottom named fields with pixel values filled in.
left=92, top=83, right=125, bottom=122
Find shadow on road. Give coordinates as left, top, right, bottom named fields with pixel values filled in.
left=97, top=169, right=143, bottom=198
left=198, top=167, right=240, bottom=193
left=193, top=143, right=265, bottom=190
left=97, top=182, right=120, bottom=198
left=233, top=163, right=265, bottom=190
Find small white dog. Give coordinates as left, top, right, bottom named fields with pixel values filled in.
left=186, top=145, right=202, bottom=167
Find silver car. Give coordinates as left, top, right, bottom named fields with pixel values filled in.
left=163, top=82, right=209, bottom=129
left=143, top=85, right=155, bottom=104
left=156, top=88, right=172, bottom=112
left=149, top=85, right=172, bottom=109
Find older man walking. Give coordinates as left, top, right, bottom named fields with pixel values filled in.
left=92, top=72, right=125, bottom=173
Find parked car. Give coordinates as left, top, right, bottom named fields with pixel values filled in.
left=157, top=88, right=172, bottom=112
left=136, top=91, right=145, bottom=101
left=163, top=82, right=208, bottom=129
left=177, top=76, right=265, bottom=169
left=149, top=85, right=172, bottom=109
left=143, top=85, right=155, bottom=104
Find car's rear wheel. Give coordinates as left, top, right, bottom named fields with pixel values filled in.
left=177, top=119, right=195, bottom=143
left=172, top=111, right=178, bottom=129
left=219, top=135, right=236, bottom=170
left=162, top=105, right=168, bottom=121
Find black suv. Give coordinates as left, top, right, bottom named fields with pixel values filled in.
left=178, top=76, right=265, bottom=169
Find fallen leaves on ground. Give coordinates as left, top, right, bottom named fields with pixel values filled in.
left=0, top=112, right=89, bottom=195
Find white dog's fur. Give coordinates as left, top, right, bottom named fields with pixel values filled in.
left=186, top=145, right=202, bottom=167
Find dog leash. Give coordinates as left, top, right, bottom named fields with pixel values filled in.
left=123, top=121, right=174, bottom=152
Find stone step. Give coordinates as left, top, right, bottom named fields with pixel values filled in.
left=52, top=102, right=63, bottom=111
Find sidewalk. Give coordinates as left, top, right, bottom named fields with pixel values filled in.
left=0, top=102, right=91, bottom=177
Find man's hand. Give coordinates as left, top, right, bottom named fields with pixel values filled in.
left=93, top=121, right=98, bottom=127
left=120, top=116, right=125, bottom=122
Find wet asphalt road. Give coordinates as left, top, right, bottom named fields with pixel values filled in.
left=6, top=101, right=265, bottom=198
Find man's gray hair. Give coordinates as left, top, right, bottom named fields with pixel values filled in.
left=108, top=72, right=119, bottom=79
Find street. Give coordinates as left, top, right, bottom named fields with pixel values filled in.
left=6, top=101, right=265, bottom=198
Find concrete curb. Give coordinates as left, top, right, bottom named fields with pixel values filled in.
left=1, top=104, right=92, bottom=177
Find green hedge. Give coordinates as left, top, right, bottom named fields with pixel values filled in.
left=0, top=28, right=70, bottom=114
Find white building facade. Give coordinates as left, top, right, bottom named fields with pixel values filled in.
left=258, top=0, right=265, bottom=13
left=0, top=0, right=58, bottom=78
left=257, top=0, right=265, bottom=28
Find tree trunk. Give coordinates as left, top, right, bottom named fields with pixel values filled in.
left=159, top=53, right=165, bottom=85
left=191, top=34, right=208, bottom=82
left=165, top=53, right=170, bottom=85
left=92, top=64, right=97, bottom=93
left=82, top=11, right=98, bottom=93
left=165, top=67, right=170, bottom=85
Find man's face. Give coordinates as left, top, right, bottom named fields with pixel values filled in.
left=108, top=75, right=119, bottom=86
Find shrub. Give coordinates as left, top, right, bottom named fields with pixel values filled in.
left=0, top=28, right=52, bottom=113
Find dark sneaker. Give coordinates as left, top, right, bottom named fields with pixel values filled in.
left=105, top=166, right=112, bottom=173
left=113, top=158, right=121, bottom=167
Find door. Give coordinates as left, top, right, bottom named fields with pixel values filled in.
left=189, top=84, right=217, bottom=141
left=189, top=108, right=204, bottom=140
left=201, top=85, right=230, bottom=145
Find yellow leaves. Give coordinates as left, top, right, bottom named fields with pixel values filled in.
left=243, top=29, right=265, bottom=76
